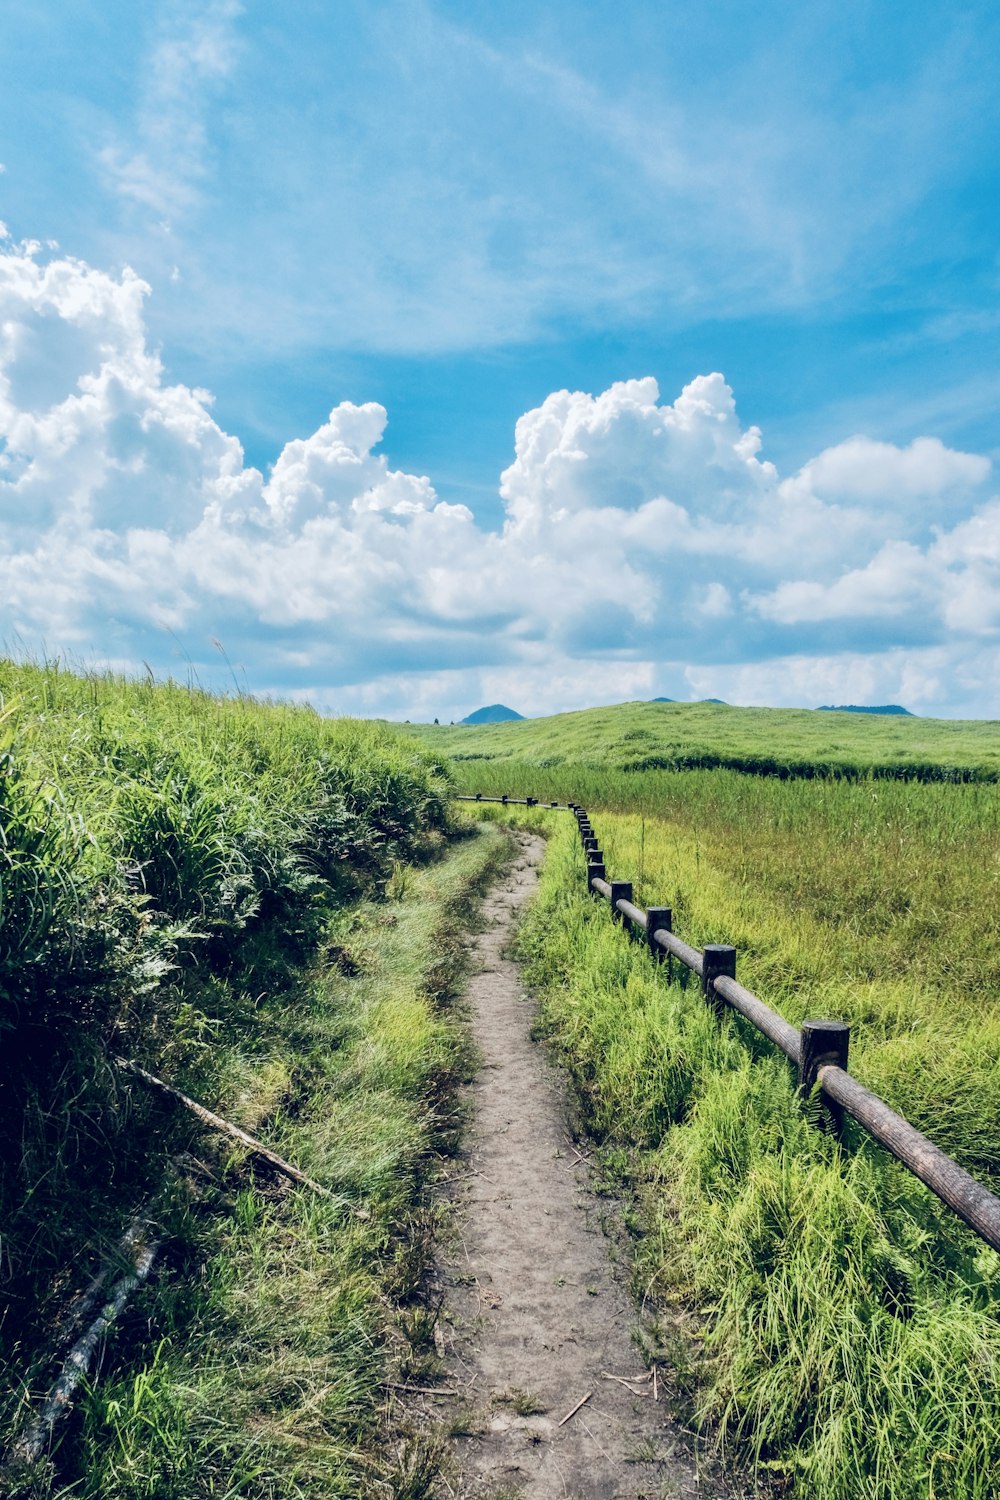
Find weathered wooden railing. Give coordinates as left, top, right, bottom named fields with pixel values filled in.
left=457, top=794, right=571, bottom=808
left=456, top=793, right=1000, bottom=1255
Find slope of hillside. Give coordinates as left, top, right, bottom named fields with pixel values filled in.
left=0, top=658, right=468, bottom=1493
left=410, top=698, right=1000, bottom=781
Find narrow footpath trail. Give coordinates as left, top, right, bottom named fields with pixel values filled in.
left=434, top=831, right=736, bottom=1500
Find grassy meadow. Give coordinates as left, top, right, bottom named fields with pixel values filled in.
left=411, top=697, right=1000, bottom=781
left=0, top=658, right=507, bottom=1496
left=437, top=705, right=1000, bottom=1500
left=6, top=668, right=1000, bottom=1497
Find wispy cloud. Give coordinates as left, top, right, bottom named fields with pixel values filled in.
left=99, top=0, right=243, bottom=220
left=45, top=0, right=989, bottom=387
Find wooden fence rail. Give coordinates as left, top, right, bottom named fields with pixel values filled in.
left=455, top=793, right=1000, bottom=1256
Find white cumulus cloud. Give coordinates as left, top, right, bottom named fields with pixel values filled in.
left=1, top=240, right=998, bottom=718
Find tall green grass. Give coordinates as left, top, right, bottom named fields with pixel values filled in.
left=509, top=811, right=1000, bottom=1498
left=0, top=658, right=451, bottom=1410
left=6, top=818, right=511, bottom=1497
left=453, top=766, right=1000, bottom=1175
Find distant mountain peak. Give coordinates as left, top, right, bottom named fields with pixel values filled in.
left=460, top=704, right=525, bottom=724
left=816, top=704, right=914, bottom=716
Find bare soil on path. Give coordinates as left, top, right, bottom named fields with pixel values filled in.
left=433, top=832, right=737, bottom=1500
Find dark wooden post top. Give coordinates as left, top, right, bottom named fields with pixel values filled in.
left=800, top=1020, right=850, bottom=1136
left=610, top=880, right=632, bottom=922
left=646, top=907, right=672, bottom=957
left=702, top=944, right=737, bottom=1010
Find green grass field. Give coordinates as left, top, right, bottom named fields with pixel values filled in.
left=441, top=704, right=1000, bottom=1500
left=7, top=675, right=1000, bottom=1497
left=410, top=697, right=1000, bottom=781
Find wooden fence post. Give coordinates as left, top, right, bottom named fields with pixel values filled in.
left=610, top=880, right=632, bottom=924
left=587, top=858, right=606, bottom=892
left=646, top=906, right=672, bottom=978
left=799, top=1020, right=850, bottom=1136
left=645, top=908, right=671, bottom=953
left=702, top=944, right=736, bottom=1014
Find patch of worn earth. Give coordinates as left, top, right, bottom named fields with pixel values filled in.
left=433, top=831, right=738, bottom=1500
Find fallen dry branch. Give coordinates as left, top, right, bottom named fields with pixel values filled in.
left=4, top=1226, right=160, bottom=1473
left=601, top=1370, right=651, bottom=1395
left=385, top=1383, right=457, bottom=1396
left=115, top=1057, right=337, bottom=1201
left=50, top=1208, right=153, bottom=1350
left=557, top=1389, right=593, bottom=1427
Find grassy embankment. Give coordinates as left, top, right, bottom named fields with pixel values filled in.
left=0, top=660, right=508, bottom=1497
left=426, top=706, right=1000, bottom=1499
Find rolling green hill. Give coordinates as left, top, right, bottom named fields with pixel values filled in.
left=411, top=698, right=1000, bottom=781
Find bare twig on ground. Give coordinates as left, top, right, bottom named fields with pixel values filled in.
left=115, top=1057, right=346, bottom=1204
left=602, top=1371, right=652, bottom=1395
left=49, top=1208, right=152, bottom=1349
left=577, top=1416, right=613, bottom=1463
left=557, top=1390, right=593, bottom=1427
left=385, top=1383, right=456, bottom=1396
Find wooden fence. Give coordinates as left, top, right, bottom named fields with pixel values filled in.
left=456, top=793, right=1000, bottom=1256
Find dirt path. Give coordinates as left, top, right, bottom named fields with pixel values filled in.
left=434, top=831, right=733, bottom=1500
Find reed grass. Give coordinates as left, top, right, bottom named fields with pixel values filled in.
left=0, top=656, right=454, bottom=1482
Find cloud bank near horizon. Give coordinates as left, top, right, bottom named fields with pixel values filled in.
left=1, top=240, right=997, bottom=720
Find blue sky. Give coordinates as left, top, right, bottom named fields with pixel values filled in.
left=1, top=0, right=999, bottom=718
